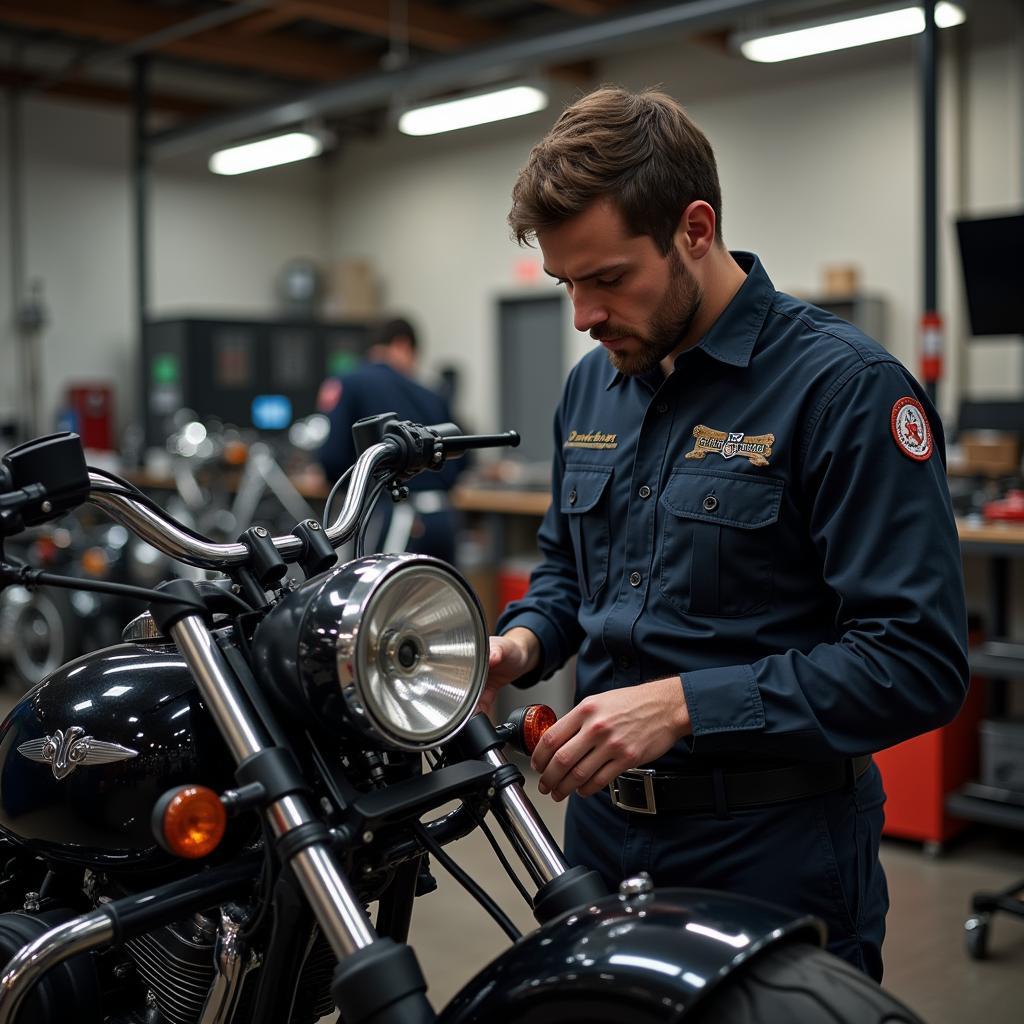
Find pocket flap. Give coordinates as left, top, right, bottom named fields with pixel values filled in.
left=560, top=465, right=613, bottom=514
left=661, top=469, right=783, bottom=529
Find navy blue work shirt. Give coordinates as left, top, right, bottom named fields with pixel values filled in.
left=319, top=361, right=462, bottom=492
left=497, top=252, right=969, bottom=768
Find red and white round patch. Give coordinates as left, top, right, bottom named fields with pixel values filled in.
left=890, top=397, right=932, bottom=462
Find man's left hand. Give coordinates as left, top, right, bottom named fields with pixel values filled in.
left=531, top=677, right=691, bottom=800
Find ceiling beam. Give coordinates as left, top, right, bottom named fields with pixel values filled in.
left=232, top=4, right=306, bottom=36
left=230, top=0, right=499, bottom=51
left=0, top=0, right=376, bottom=81
left=150, top=0, right=810, bottom=156
left=536, top=0, right=625, bottom=14
left=0, top=67, right=218, bottom=115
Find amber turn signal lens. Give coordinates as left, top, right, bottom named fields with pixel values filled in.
left=80, top=546, right=110, bottom=578
left=521, top=704, right=557, bottom=754
left=161, top=786, right=226, bottom=859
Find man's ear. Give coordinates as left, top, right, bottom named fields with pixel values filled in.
left=675, top=201, right=717, bottom=260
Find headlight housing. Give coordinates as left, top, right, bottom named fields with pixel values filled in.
left=252, top=554, right=487, bottom=751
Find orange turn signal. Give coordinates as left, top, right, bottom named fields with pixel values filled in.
left=80, top=546, right=110, bottom=578
left=521, top=704, right=557, bottom=755
left=160, top=786, right=227, bottom=859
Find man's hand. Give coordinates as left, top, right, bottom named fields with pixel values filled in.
left=531, top=678, right=691, bottom=800
left=477, top=627, right=541, bottom=718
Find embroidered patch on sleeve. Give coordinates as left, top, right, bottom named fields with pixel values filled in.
left=890, top=397, right=932, bottom=461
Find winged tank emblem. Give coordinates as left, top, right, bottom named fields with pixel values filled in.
left=17, top=727, right=138, bottom=780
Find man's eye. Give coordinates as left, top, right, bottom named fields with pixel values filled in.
left=597, top=275, right=623, bottom=288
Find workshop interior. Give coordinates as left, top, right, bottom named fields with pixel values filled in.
left=0, top=1, right=1023, bottom=1023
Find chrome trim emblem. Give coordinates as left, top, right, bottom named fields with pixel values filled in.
left=17, top=727, right=138, bottom=780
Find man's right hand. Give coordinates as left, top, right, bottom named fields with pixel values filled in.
left=477, top=627, right=541, bottom=718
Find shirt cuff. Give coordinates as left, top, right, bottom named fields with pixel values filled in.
left=681, top=664, right=765, bottom=751
left=498, top=611, right=556, bottom=689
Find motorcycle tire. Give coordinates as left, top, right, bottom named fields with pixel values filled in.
left=684, top=941, right=923, bottom=1023
left=6, top=588, right=80, bottom=692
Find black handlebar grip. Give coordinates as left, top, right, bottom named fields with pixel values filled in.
left=441, top=431, right=520, bottom=453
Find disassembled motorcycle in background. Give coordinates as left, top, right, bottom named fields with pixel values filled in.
left=0, top=423, right=923, bottom=1023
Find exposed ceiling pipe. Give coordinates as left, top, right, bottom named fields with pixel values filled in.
left=149, top=0, right=831, bottom=156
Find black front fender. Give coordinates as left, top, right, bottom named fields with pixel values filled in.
left=438, top=887, right=824, bottom=1023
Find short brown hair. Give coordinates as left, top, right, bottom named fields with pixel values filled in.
left=509, top=86, right=722, bottom=254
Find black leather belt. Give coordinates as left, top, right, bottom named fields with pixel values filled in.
left=607, top=755, right=872, bottom=815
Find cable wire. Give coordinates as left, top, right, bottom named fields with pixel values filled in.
left=355, top=478, right=388, bottom=558
left=465, top=803, right=535, bottom=908
left=413, top=821, right=521, bottom=942
left=321, top=465, right=354, bottom=530
left=7, top=565, right=209, bottom=613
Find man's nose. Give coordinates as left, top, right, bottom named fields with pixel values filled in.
left=572, top=293, right=607, bottom=334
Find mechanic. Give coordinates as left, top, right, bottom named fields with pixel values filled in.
left=319, top=317, right=464, bottom=562
left=483, top=86, right=969, bottom=980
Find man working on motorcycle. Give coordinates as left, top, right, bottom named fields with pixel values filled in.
left=482, top=86, right=969, bottom=981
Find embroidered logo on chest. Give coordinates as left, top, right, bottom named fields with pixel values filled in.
left=565, top=430, right=618, bottom=450
left=685, top=425, right=775, bottom=467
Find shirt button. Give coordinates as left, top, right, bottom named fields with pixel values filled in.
left=617, top=655, right=631, bottom=670
left=655, top=402, right=668, bottom=414
left=568, top=489, right=577, bottom=506
left=702, top=494, right=719, bottom=512
left=629, top=571, right=642, bottom=587
left=638, top=485, right=651, bottom=499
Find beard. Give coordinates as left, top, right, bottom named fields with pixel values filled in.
left=594, top=248, right=702, bottom=376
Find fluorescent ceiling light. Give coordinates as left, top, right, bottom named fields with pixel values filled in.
left=209, top=131, right=323, bottom=175
left=736, top=3, right=965, bottom=63
left=398, top=85, right=548, bottom=137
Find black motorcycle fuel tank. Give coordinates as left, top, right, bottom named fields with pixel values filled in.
left=0, top=641, right=235, bottom=869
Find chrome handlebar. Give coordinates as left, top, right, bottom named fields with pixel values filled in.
left=87, top=441, right=397, bottom=571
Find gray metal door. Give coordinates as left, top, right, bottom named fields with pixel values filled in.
left=498, top=295, right=566, bottom=465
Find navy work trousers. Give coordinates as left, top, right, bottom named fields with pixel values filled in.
left=563, top=761, right=889, bottom=981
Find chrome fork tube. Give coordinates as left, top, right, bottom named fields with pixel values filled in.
left=168, top=614, right=376, bottom=958
left=0, top=913, right=113, bottom=1024
left=483, top=749, right=570, bottom=886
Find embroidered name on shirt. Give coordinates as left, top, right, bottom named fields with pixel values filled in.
left=565, top=430, right=618, bottom=450
left=685, top=425, right=775, bottom=467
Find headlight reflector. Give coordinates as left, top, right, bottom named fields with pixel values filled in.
left=346, top=560, right=486, bottom=748
left=253, top=554, right=487, bottom=751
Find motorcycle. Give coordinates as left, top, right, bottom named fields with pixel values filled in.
left=0, top=517, right=135, bottom=691
left=0, top=421, right=922, bottom=1023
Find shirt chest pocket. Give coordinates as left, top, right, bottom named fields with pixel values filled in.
left=659, top=469, right=784, bottom=618
left=561, top=465, right=614, bottom=602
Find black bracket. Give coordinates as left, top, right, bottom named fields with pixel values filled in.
left=291, top=519, right=337, bottom=578
left=238, top=526, right=287, bottom=589
left=235, top=747, right=310, bottom=805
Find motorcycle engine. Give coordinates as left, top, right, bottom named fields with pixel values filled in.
left=121, top=912, right=220, bottom=1024
left=112, top=908, right=336, bottom=1024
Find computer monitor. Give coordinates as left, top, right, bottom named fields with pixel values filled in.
left=955, top=213, right=1024, bottom=336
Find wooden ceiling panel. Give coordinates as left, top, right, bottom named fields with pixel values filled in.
left=229, top=0, right=499, bottom=51
left=0, top=0, right=376, bottom=81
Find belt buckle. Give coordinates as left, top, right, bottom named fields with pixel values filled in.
left=608, top=768, right=657, bottom=815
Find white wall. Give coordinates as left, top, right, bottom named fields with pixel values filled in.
left=326, top=5, right=1024, bottom=433
left=0, top=96, right=330, bottom=436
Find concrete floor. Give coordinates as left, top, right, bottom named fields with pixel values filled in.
left=0, top=673, right=1021, bottom=1023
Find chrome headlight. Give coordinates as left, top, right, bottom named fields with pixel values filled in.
left=253, top=554, right=487, bottom=750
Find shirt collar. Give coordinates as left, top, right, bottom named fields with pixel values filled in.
left=605, top=250, right=774, bottom=390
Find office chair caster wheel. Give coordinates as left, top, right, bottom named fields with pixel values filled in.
left=964, top=913, right=990, bottom=960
